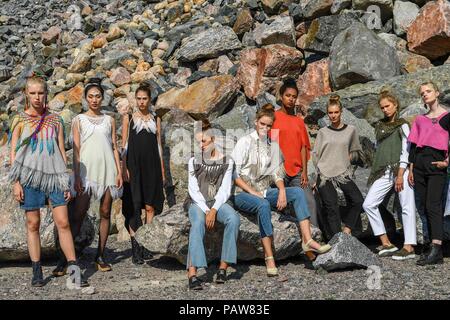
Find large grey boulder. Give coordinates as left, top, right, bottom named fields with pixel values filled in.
left=393, top=1, right=420, bottom=36
left=253, top=16, right=296, bottom=47
left=175, top=26, right=242, bottom=62
left=135, top=204, right=323, bottom=265
left=309, top=64, right=450, bottom=123
left=329, top=22, right=401, bottom=90
left=313, top=232, right=382, bottom=271
left=303, top=11, right=362, bottom=54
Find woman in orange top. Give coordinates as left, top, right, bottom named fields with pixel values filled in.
left=272, top=79, right=310, bottom=186
left=271, top=79, right=317, bottom=219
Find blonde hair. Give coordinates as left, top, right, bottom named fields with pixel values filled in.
left=378, top=89, right=400, bottom=109
left=419, top=81, right=440, bottom=93
left=327, top=94, right=342, bottom=110
left=24, top=74, right=48, bottom=110
left=256, top=104, right=276, bottom=121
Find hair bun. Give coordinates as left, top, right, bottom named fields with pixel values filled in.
left=261, top=103, right=275, bottom=112
left=328, top=94, right=340, bottom=103
left=379, top=88, right=391, bottom=95
left=283, top=78, right=297, bottom=86
left=87, top=77, right=102, bottom=84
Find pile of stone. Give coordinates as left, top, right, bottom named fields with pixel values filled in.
left=1, top=0, right=450, bottom=261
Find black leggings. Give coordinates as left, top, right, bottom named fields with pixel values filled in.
left=317, top=177, right=364, bottom=239
left=122, top=183, right=143, bottom=233
left=413, top=148, right=446, bottom=241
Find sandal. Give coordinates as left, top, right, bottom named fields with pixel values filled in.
left=95, top=256, right=112, bottom=272
left=265, top=256, right=278, bottom=277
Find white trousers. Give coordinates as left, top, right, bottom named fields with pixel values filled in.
left=363, top=169, right=417, bottom=245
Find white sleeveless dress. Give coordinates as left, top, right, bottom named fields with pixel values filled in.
left=71, top=114, right=122, bottom=200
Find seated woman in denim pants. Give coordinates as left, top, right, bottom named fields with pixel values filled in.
left=231, top=104, right=331, bottom=277
left=185, top=119, right=240, bottom=290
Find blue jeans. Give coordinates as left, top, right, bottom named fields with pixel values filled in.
left=21, top=186, right=66, bottom=211
left=233, top=187, right=311, bottom=239
left=187, top=203, right=240, bottom=269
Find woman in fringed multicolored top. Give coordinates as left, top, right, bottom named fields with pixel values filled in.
left=9, top=74, right=88, bottom=287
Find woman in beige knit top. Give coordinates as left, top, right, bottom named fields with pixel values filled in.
left=312, top=95, right=364, bottom=241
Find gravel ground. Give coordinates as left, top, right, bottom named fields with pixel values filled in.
left=0, top=235, right=449, bottom=300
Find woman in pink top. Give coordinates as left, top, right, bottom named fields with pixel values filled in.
left=408, top=81, right=449, bottom=266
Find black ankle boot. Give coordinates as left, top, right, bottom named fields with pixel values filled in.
left=417, top=242, right=431, bottom=264
left=31, top=261, right=45, bottom=287
left=131, top=237, right=144, bottom=265
left=416, top=243, right=443, bottom=266
left=52, top=248, right=68, bottom=277
left=141, top=245, right=153, bottom=260
left=67, top=261, right=89, bottom=287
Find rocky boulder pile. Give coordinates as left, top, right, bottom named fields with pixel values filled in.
left=1, top=0, right=450, bottom=261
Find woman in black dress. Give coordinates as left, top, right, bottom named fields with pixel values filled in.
left=121, top=84, right=165, bottom=264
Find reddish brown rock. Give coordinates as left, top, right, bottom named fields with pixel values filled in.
left=42, top=26, right=61, bottom=45
left=136, top=61, right=151, bottom=72
left=155, top=75, right=240, bottom=119
left=120, top=59, right=138, bottom=73
left=66, top=83, right=84, bottom=111
left=295, top=22, right=308, bottom=38
left=106, top=25, right=125, bottom=42
left=236, top=44, right=304, bottom=100
left=68, top=51, right=91, bottom=73
left=48, top=92, right=66, bottom=112
left=113, top=85, right=131, bottom=97
left=397, top=51, right=433, bottom=74
left=233, top=8, right=253, bottom=36
left=110, top=67, right=131, bottom=86
left=199, top=59, right=219, bottom=73
left=92, top=33, right=108, bottom=49
left=296, top=59, right=332, bottom=114
left=407, top=0, right=450, bottom=60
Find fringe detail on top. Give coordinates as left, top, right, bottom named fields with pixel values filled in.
left=367, top=163, right=399, bottom=187
left=318, top=167, right=353, bottom=188
left=9, top=162, right=69, bottom=193
left=70, top=176, right=123, bottom=200
left=132, top=116, right=156, bottom=134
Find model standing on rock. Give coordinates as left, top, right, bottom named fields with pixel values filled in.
left=121, top=84, right=165, bottom=265
left=232, top=104, right=331, bottom=277
left=58, top=78, right=123, bottom=273
left=408, top=82, right=449, bottom=266
left=8, top=74, right=87, bottom=287
left=363, top=90, right=417, bottom=260
left=312, top=95, right=364, bottom=240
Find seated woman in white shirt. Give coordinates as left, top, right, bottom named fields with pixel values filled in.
left=185, top=119, right=240, bottom=290
left=231, top=104, right=331, bottom=277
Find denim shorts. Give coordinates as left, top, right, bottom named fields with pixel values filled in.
left=20, top=186, right=67, bottom=211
